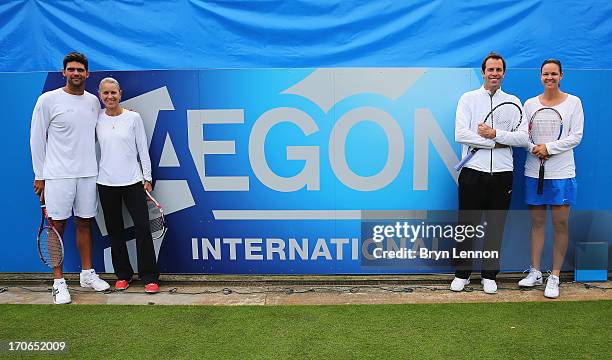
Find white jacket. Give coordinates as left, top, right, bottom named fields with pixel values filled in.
left=455, top=86, right=529, bottom=173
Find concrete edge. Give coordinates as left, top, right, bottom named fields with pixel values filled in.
left=1, top=272, right=599, bottom=286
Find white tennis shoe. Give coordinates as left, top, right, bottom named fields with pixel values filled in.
left=80, top=270, right=110, bottom=291
left=518, top=267, right=543, bottom=287
left=544, top=274, right=560, bottom=299
left=450, top=277, right=470, bottom=292
left=481, top=278, right=497, bottom=294
left=52, top=279, right=71, bottom=304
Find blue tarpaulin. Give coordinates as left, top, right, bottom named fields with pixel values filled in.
left=2, top=0, right=611, bottom=71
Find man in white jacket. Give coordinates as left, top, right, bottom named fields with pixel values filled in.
left=451, top=52, right=529, bottom=294
left=30, top=52, right=110, bottom=304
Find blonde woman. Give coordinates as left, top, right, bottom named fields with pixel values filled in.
left=97, top=77, right=159, bottom=293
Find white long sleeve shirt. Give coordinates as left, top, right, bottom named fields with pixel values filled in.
left=96, top=109, right=152, bottom=186
left=455, top=86, right=529, bottom=173
left=524, top=94, right=584, bottom=179
left=30, top=88, right=100, bottom=179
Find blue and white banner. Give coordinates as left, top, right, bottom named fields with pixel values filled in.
left=2, top=68, right=611, bottom=273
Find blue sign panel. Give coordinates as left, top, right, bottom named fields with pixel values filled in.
left=2, top=68, right=611, bottom=273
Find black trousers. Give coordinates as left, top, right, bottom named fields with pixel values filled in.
left=454, top=168, right=513, bottom=280
left=98, top=183, right=159, bottom=284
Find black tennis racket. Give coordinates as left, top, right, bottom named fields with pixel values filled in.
left=529, top=107, right=563, bottom=194
left=37, top=197, right=64, bottom=268
left=455, top=101, right=523, bottom=171
left=145, top=190, right=167, bottom=240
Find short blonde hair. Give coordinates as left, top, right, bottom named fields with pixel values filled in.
left=98, top=77, right=121, bottom=91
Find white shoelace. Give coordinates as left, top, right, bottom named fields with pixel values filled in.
left=522, top=268, right=541, bottom=280
left=546, top=272, right=559, bottom=287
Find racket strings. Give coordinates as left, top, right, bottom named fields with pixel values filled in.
left=147, top=198, right=166, bottom=239
left=530, top=111, right=562, bottom=144
left=39, top=227, right=63, bottom=267
left=489, top=105, right=520, bottom=131
left=149, top=215, right=165, bottom=233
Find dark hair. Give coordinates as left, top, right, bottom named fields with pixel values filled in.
left=541, top=58, right=562, bottom=73
left=63, top=52, right=88, bottom=71
left=481, top=52, right=506, bottom=73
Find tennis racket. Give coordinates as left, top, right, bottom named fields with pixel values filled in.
left=145, top=190, right=167, bottom=240
left=37, top=197, right=64, bottom=268
left=529, top=107, right=563, bottom=194
left=455, top=101, right=523, bottom=171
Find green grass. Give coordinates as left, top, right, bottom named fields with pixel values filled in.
left=1, top=301, right=610, bottom=359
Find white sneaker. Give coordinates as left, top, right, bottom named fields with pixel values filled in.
left=481, top=278, right=497, bottom=294
left=518, top=267, right=543, bottom=287
left=544, top=275, right=560, bottom=299
left=52, top=280, right=71, bottom=304
left=450, top=277, right=470, bottom=292
left=80, top=270, right=110, bottom=291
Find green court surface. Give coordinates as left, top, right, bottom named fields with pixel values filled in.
left=1, top=301, right=610, bottom=359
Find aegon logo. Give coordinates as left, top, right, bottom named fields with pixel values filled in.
left=96, top=68, right=463, bottom=272
left=187, top=68, right=459, bottom=193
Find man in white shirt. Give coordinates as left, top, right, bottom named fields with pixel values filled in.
left=30, top=52, right=110, bottom=304
left=451, top=52, right=529, bottom=294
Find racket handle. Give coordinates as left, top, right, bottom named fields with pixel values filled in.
left=537, top=164, right=545, bottom=195
left=454, top=150, right=476, bottom=171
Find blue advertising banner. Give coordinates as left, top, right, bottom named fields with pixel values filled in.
left=2, top=68, right=610, bottom=274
